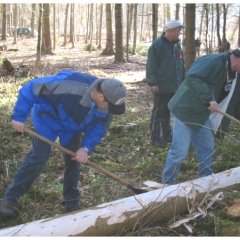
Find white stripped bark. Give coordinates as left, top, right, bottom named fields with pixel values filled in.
left=1, top=167, right=240, bottom=236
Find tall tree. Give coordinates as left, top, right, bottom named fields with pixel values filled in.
left=97, top=4, right=103, bottom=49
left=95, top=4, right=99, bottom=46
left=41, top=3, right=52, bottom=54
left=198, top=4, right=205, bottom=40
left=85, top=4, right=90, bottom=44
left=53, top=4, right=56, bottom=50
left=31, top=4, right=36, bottom=37
left=238, top=5, right=240, bottom=46
left=175, top=4, right=180, bottom=19
left=185, top=3, right=196, bottom=71
left=101, top=4, right=114, bottom=55
left=1, top=4, right=7, bottom=40
left=36, top=3, right=43, bottom=64
left=140, top=4, right=144, bottom=42
left=69, top=3, right=75, bottom=48
left=12, top=4, right=17, bottom=44
left=63, top=3, right=69, bottom=46
left=222, top=4, right=228, bottom=44
left=88, top=3, right=94, bottom=52
left=216, top=4, right=221, bottom=49
left=126, top=4, right=130, bottom=61
left=205, top=4, right=210, bottom=54
left=114, top=4, right=125, bottom=63
left=152, top=4, right=158, bottom=41
left=127, top=4, right=134, bottom=42
left=166, top=4, right=171, bottom=20
left=132, top=4, right=138, bottom=55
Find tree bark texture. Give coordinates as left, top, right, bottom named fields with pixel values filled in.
left=101, top=4, right=114, bottom=55
left=152, top=4, right=158, bottom=41
left=63, top=3, right=69, bottom=46
left=1, top=167, right=240, bottom=236
left=114, top=4, right=125, bottom=63
left=41, top=3, right=52, bottom=54
left=185, top=3, right=196, bottom=71
left=1, top=4, right=7, bottom=40
left=132, top=4, right=138, bottom=55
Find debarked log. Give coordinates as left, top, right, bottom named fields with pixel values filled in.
left=1, top=167, right=240, bottom=236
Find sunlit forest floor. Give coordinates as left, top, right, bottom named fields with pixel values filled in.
left=0, top=36, right=240, bottom=236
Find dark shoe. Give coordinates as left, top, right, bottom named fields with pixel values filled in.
left=163, top=135, right=172, bottom=143
left=0, top=199, right=16, bottom=217
left=152, top=139, right=165, bottom=148
left=65, top=205, right=81, bottom=213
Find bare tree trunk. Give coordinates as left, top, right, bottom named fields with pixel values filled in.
left=88, top=4, right=94, bottom=52
left=31, top=4, right=36, bottom=37
left=97, top=4, right=103, bottom=49
left=53, top=4, right=56, bottom=50
left=152, top=4, right=158, bottom=41
left=69, top=4, right=73, bottom=43
left=209, top=4, right=214, bottom=53
left=95, top=4, right=99, bottom=46
left=114, top=4, right=125, bottom=63
left=199, top=4, right=204, bottom=53
left=101, top=4, right=114, bottom=55
left=36, top=4, right=43, bottom=65
left=127, top=4, right=134, bottom=42
left=126, top=4, right=130, bottom=61
left=41, top=3, right=52, bottom=54
left=185, top=3, right=196, bottom=71
left=205, top=4, right=209, bottom=54
left=216, top=4, right=221, bottom=51
left=70, top=3, right=75, bottom=48
left=175, top=3, right=180, bottom=19
left=140, top=4, right=144, bottom=43
left=166, top=4, right=170, bottom=20
left=8, top=4, right=12, bottom=36
left=2, top=167, right=240, bottom=236
left=132, top=4, right=138, bottom=55
left=63, top=3, right=69, bottom=46
left=1, top=4, right=7, bottom=40
left=12, top=4, right=17, bottom=44
left=85, top=4, right=90, bottom=44
left=146, top=4, right=151, bottom=42
left=222, top=4, right=227, bottom=44
left=238, top=5, right=240, bottom=46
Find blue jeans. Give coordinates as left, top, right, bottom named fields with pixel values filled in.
left=4, top=132, right=81, bottom=208
left=161, top=115, right=214, bottom=184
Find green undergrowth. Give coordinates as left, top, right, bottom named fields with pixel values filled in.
left=1, top=75, right=240, bottom=236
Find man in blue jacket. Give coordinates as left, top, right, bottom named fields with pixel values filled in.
left=161, top=47, right=240, bottom=185
left=146, top=19, right=186, bottom=148
left=0, top=70, right=127, bottom=217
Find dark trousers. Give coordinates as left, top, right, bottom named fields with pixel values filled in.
left=150, top=92, right=175, bottom=142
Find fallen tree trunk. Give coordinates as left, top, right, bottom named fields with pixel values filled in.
left=1, top=167, right=240, bottom=236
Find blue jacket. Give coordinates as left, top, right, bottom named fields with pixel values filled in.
left=11, top=70, right=113, bottom=153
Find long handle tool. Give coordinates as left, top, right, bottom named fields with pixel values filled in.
left=203, top=101, right=240, bottom=125
left=24, top=127, right=148, bottom=195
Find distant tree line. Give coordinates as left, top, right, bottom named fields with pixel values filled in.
left=0, top=3, right=239, bottom=67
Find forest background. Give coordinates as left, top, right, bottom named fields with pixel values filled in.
left=0, top=3, right=240, bottom=236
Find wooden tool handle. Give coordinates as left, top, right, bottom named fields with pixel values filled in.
left=24, top=127, right=130, bottom=187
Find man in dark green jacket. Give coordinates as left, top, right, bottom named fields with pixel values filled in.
left=162, top=48, right=240, bottom=184
left=146, top=20, right=186, bottom=148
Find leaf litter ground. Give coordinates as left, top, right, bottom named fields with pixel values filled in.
left=0, top=36, right=240, bottom=236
